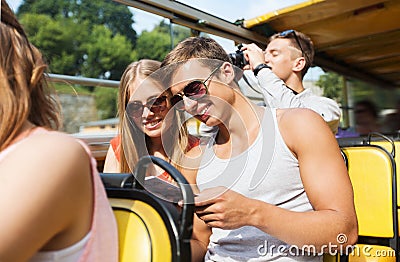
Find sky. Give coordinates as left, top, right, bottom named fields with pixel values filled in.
left=7, top=0, right=324, bottom=80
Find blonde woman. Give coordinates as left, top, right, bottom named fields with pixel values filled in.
left=104, top=59, right=199, bottom=181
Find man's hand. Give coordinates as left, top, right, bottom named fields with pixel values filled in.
left=194, top=186, right=254, bottom=229
left=241, top=43, right=266, bottom=71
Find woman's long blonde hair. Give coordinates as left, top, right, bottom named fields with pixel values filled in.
left=0, top=0, right=60, bottom=151
left=118, top=60, right=190, bottom=173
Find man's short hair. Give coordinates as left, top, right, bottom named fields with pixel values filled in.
left=161, top=36, right=243, bottom=84
left=269, top=30, right=315, bottom=77
left=161, top=36, right=231, bottom=67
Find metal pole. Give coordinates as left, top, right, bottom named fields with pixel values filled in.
left=169, top=19, right=174, bottom=50
left=46, top=73, right=119, bottom=88
left=342, top=76, right=350, bottom=128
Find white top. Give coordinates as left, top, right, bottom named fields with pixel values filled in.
left=197, top=108, right=321, bottom=261
left=256, top=68, right=340, bottom=134
left=28, top=233, right=90, bottom=262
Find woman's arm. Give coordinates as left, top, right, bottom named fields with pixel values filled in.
left=180, top=145, right=212, bottom=261
left=103, top=145, right=120, bottom=172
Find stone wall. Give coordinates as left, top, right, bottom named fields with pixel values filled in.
left=58, top=94, right=98, bottom=134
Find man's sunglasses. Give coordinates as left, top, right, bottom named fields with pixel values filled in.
left=278, top=29, right=305, bottom=57
left=127, top=95, right=168, bottom=118
left=170, top=66, right=220, bottom=111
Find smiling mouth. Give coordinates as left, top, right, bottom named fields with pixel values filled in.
left=144, top=118, right=162, bottom=129
left=199, top=106, right=209, bottom=115
left=193, top=105, right=211, bottom=122
left=193, top=104, right=209, bottom=116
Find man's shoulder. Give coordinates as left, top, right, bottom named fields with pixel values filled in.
left=277, top=107, right=316, bottom=115
left=277, top=108, right=326, bottom=128
left=298, top=89, right=333, bottom=100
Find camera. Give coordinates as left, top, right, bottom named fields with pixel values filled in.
left=229, top=44, right=248, bottom=69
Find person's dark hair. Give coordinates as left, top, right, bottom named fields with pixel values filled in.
left=354, top=100, right=378, bottom=118
left=269, top=30, right=315, bottom=78
left=0, top=0, right=60, bottom=151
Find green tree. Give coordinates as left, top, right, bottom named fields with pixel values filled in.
left=81, top=25, right=134, bottom=80
left=94, top=87, right=118, bottom=119
left=135, top=20, right=191, bottom=61
left=316, top=71, right=343, bottom=104
left=18, top=0, right=71, bottom=18
left=17, top=0, right=137, bottom=45
left=20, top=13, right=88, bottom=75
left=19, top=11, right=133, bottom=80
left=73, top=1, right=137, bottom=45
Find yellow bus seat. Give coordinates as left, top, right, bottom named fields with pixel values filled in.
left=369, top=140, right=400, bottom=205
left=100, top=156, right=195, bottom=262
left=106, top=189, right=181, bottom=262
left=341, top=145, right=398, bottom=252
left=342, top=146, right=396, bottom=238
left=359, top=133, right=400, bottom=241
left=110, top=197, right=172, bottom=261
left=323, top=253, right=341, bottom=262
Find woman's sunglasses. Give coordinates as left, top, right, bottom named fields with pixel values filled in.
left=127, top=95, right=168, bottom=118
left=170, top=66, right=220, bottom=111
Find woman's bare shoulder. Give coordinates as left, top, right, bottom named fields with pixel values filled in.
left=4, top=131, right=91, bottom=180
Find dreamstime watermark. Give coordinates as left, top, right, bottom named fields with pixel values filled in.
left=257, top=233, right=396, bottom=258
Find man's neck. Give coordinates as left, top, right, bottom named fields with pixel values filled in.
left=215, top=95, right=263, bottom=157
left=285, top=74, right=305, bottom=94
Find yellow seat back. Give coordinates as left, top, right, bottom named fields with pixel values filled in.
left=370, top=141, right=400, bottom=205
left=100, top=156, right=195, bottom=262
left=110, top=198, right=172, bottom=262
left=342, top=146, right=395, bottom=238
left=332, top=137, right=399, bottom=261
left=323, top=253, right=340, bottom=262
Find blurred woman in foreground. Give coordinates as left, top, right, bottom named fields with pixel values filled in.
left=0, top=1, right=118, bottom=260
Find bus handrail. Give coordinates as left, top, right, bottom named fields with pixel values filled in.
left=46, top=73, right=119, bottom=88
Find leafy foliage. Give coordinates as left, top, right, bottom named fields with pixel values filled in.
left=316, top=71, right=343, bottom=103
left=17, top=0, right=136, bottom=80
left=134, top=20, right=191, bottom=61
left=94, top=87, right=118, bottom=119
left=81, top=25, right=134, bottom=79
left=18, top=0, right=71, bottom=18
left=20, top=13, right=88, bottom=75
left=18, top=0, right=137, bottom=45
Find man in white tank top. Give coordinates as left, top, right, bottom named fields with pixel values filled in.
left=160, top=37, right=357, bottom=261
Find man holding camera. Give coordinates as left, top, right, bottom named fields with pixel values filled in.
left=242, top=30, right=340, bottom=134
